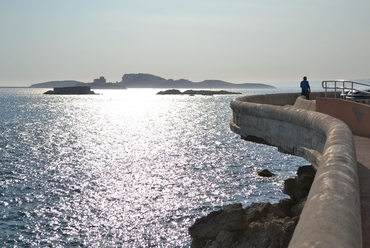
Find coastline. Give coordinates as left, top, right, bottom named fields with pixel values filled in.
left=189, top=166, right=315, bottom=248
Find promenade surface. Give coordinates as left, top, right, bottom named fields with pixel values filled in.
left=354, top=135, right=370, bottom=248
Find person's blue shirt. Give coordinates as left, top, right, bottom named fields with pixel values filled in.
left=300, top=80, right=310, bottom=91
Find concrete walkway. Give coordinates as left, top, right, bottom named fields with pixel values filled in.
left=354, top=135, right=370, bottom=248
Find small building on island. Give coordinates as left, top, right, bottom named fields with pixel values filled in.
left=93, top=76, right=106, bottom=84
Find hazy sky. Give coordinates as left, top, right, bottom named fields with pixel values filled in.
left=1, top=0, right=370, bottom=87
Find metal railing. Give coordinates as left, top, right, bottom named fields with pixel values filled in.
left=322, top=80, right=370, bottom=99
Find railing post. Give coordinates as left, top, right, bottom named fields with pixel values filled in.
left=342, top=81, right=345, bottom=99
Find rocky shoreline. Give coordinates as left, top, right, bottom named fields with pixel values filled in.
left=188, top=165, right=316, bottom=248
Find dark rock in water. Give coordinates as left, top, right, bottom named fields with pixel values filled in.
left=258, top=169, right=275, bottom=177
left=188, top=203, right=247, bottom=241
left=156, top=89, right=182, bottom=95
left=283, top=165, right=316, bottom=203
left=297, top=165, right=316, bottom=178
left=44, top=86, right=95, bottom=95
left=188, top=165, right=316, bottom=248
left=156, top=89, right=242, bottom=95
left=283, top=176, right=313, bottom=203
left=182, top=90, right=241, bottom=95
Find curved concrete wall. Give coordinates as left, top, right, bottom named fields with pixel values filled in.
left=230, top=93, right=362, bottom=248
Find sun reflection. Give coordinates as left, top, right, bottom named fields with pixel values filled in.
left=0, top=89, right=309, bottom=246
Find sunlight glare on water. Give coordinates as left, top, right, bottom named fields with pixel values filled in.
left=0, top=88, right=308, bottom=247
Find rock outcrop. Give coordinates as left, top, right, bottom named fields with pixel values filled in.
left=257, top=169, right=275, bottom=177
left=156, top=89, right=242, bottom=95
left=188, top=165, right=316, bottom=248
left=156, top=89, right=182, bottom=95
left=283, top=166, right=316, bottom=203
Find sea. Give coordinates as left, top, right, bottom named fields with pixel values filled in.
left=0, top=87, right=308, bottom=247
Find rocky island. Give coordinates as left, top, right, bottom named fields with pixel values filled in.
left=44, top=86, right=96, bottom=95
left=121, top=74, right=276, bottom=89
left=31, top=77, right=126, bottom=89
left=30, top=73, right=276, bottom=89
left=156, top=89, right=242, bottom=95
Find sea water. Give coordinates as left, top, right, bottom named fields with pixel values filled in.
left=0, top=88, right=308, bottom=247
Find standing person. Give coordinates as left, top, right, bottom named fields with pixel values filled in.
left=300, top=76, right=311, bottom=100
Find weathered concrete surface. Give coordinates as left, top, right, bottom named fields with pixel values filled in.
left=293, top=95, right=316, bottom=111
left=230, top=93, right=362, bottom=248
left=230, top=94, right=329, bottom=168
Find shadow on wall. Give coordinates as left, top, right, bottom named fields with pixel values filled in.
left=316, top=98, right=370, bottom=137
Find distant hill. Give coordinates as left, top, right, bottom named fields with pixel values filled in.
left=29, top=74, right=276, bottom=89
left=120, top=73, right=275, bottom=89
left=30, top=80, right=85, bottom=88
left=30, top=80, right=126, bottom=89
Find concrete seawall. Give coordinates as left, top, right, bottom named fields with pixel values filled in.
left=230, top=93, right=362, bottom=247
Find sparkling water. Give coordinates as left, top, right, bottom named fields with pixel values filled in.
left=0, top=88, right=307, bottom=247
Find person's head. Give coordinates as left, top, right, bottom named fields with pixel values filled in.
left=303, top=76, right=307, bottom=80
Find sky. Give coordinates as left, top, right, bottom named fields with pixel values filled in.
left=1, top=0, right=370, bottom=87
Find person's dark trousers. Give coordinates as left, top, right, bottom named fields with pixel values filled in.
left=301, top=90, right=309, bottom=100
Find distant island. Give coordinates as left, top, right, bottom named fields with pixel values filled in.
left=29, top=77, right=127, bottom=89
left=157, top=89, right=242, bottom=95
left=44, top=86, right=96, bottom=95
left=29, top=73, right=276, bottom=89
